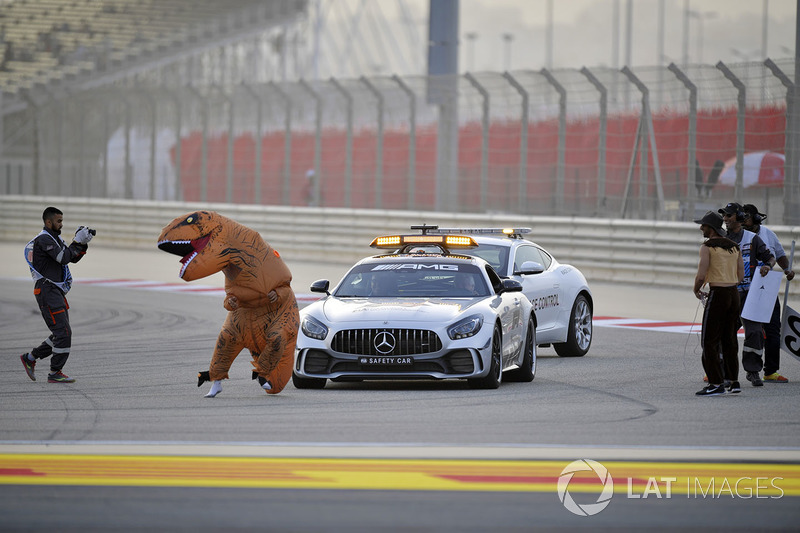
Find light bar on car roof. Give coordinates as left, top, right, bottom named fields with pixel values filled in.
left=428, top=227, right=532, bottom=236
left=370, top=234, right=478, bottom=248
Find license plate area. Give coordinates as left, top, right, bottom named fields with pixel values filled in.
left=359, top=356, right=414, bottom=367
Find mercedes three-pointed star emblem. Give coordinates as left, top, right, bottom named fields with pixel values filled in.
left=373, top=331, right=396, bottom=354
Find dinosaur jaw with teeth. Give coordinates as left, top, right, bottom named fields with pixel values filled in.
left=157, top=234, right=212, bottom=278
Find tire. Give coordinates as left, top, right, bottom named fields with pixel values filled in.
left=468, top=324, right=502, bottom=389
left=506, top=317, right=536, bottom=382
left=554, top=294, right=592, bottom=357
left=292, top=372, right=326, bottom=389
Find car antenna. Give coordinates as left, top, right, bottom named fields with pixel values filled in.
left=410, top=224, right=439, bottom=235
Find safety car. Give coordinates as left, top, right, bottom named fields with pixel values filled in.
left=427, top=227, right=593, bottom=357
left=292, top=231, right=537, bottom=389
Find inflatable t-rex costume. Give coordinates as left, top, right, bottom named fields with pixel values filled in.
left=157, top=211, right=299, bottom=397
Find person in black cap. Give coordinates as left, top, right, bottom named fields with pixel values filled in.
left=741, top=203, right=794, bottom=383
left=718, top=202, right=776, bottom=387
left=693, top=211, right=743, bottom=396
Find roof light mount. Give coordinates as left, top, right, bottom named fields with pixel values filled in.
left=409, top=224, right=439, bottom=235
left=426, top=227, right=532, bottom=239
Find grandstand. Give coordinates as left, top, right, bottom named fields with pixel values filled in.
left=0, top=0, right=306, bottom=112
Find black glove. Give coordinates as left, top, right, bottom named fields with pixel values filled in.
left=197, top=370, right=210, bottom=387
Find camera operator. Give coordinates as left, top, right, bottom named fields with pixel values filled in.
left=20, top=207, right=94, bottom=383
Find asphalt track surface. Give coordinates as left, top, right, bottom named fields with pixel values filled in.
left=2, top=245, right=800, bottom=531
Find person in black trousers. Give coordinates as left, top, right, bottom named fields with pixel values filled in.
left=693, top=211, right=744, bottom=396
left=718, top=202, right=776, bottom=387
left=20, top=207, right=93, bottom=383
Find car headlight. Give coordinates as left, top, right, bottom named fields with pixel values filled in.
left=301, top=315, right=329, bottom=340
left=447, top=314, right=484, bottom=340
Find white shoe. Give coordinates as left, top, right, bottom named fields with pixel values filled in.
left=261, top=379, right=272, bottom=391
left=205, top=380, right=223, bottom=398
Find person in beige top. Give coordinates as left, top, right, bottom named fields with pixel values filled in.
left=693, top=211, right=744, bottom=396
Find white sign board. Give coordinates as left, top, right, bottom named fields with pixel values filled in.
left=741, top=270, right=782, bottom=323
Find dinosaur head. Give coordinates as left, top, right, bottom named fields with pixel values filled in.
left=157, top=211, right=229, bottom=281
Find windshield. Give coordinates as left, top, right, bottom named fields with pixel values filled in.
left=334, top=262, right=491, bottom=298
left=466, top=244, right=509, bottom=275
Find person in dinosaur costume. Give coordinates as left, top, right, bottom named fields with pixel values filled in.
left=157, top=211, right=299, bottom=398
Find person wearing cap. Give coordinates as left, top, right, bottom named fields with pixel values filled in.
left=693, top=211, right=744, bottom=396
left=742, top=203, right=794, bottom=383
left=718, top=202, right=776, bottom=387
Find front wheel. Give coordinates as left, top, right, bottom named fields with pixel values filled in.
left=554, top=294, right=592, bottom=357
left=505, top=317, right=536, bottom=382
left=468, top=324, right=502, bottom=389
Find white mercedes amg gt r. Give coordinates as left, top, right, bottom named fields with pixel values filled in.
left=292, top=232, right=536, bottom=390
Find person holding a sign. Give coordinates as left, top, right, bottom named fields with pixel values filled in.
left=693, top=211, right=744, bottom=396
left=742, top=204, right=794, bottom=383
left=719, top=202, right=776, bottom=388
left=19, top=207, right=93, bottom=383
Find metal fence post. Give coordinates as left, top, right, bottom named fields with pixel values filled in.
left=268, top=81, right=293, bottom=206
left=464, top=72, right=489, bottom=212
left=791, top=14, right=800, bottom=225
left=21, top=93, right=43, bottom=195
left=101, top=98, right=109, bottom=198
left=391, top=75, right=416, bottom=209
left=76, top=98, right=86, bottom=197
left=123, top=92, right=133, bottom=199
left=299, top=79, right=322, bottom=207
left=165, top=88, right=183, bottom=201
left=361, top=76, right=384, bottom=209
left=622, top=66, right=664, bottom=218
left=668, top=63, right=698, bottom=217
left=502, top=71, right=529, bottom=214
left=764, top=58, right=796, bottom=225
left=212, top=84, right=235, bottom=204
left=330, top=78, right=353, bottom=208
left=580, top=67, right=607, bottom=211
left=240, top=83, right=264, bottom=204
left=40, top=88, right=64, bottom=196
left=716, top=61, right=746, bottom=201
left=541, top=68, right=566, bottom=212
left=137, top=86, right=158, bottom=201
left=186, top=86, right=209, bottom=202
left=0, top=91, right=3, bottom=189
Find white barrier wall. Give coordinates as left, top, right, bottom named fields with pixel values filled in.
left=2, top=195, right=799, bottom=295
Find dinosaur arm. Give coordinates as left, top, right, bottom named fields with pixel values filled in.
left=224, top=284, right=292, bottom=309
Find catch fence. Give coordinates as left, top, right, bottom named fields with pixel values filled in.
left=1, top=58, right=798, bottom=223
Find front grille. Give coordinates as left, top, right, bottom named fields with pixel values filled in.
left=332, top=329, right=442, bottom=356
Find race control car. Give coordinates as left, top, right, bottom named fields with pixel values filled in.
left=293, top=231, right=536, bottom=390
left=425, top=227, right=593, bottom=357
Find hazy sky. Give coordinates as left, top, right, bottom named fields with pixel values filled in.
left=316, top=0, right=797, bottom=76
left=458, top=0, right=795, bottom=71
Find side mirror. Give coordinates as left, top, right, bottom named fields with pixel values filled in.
left=514, top=261, right=544, bottom=276
left=500, top=278, right=523, bottom=293
left=310, top=279, right=330, bottom=295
